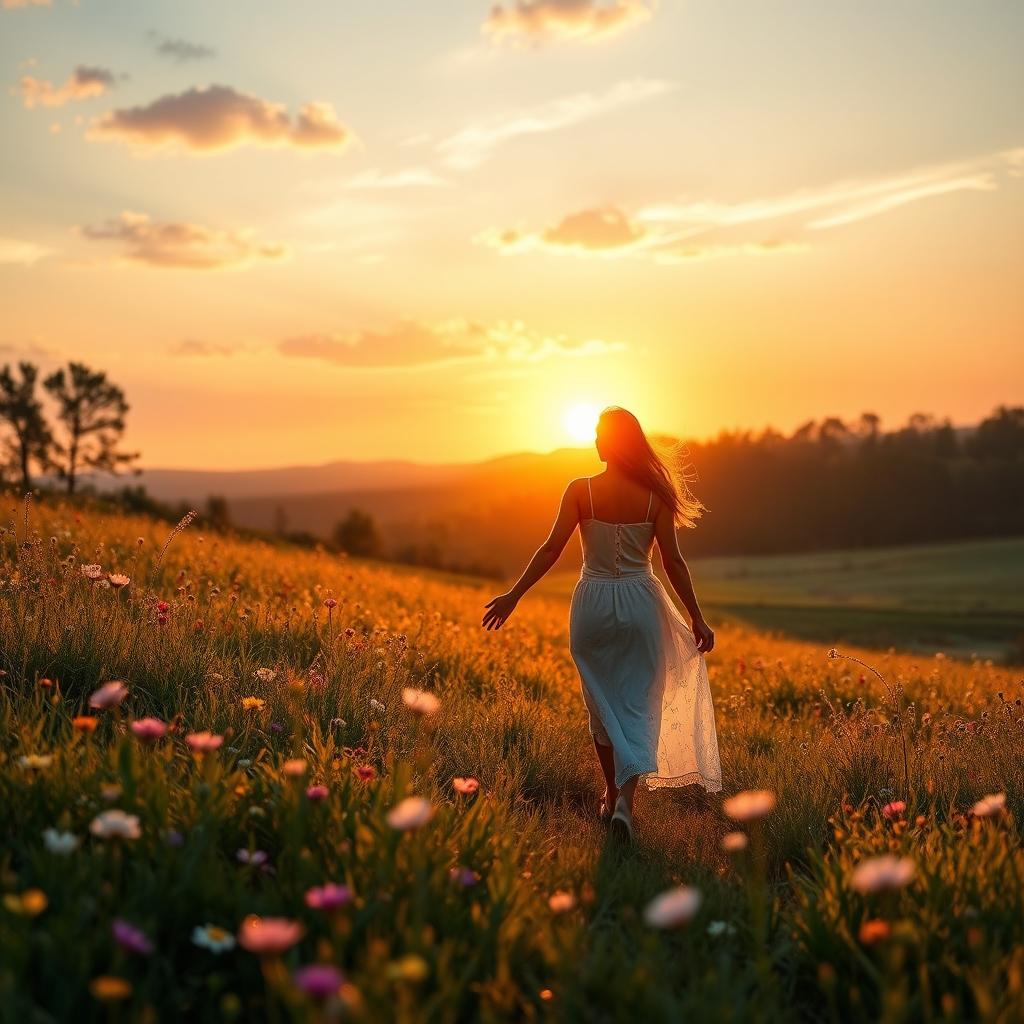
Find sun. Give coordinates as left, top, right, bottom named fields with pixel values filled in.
left=563, top=403, right=600, bottom=444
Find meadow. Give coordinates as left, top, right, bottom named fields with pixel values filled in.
left=2, top=495, right=1024, bottom=1022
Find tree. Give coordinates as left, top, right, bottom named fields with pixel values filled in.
left=43, top=362, right=138, bottom=493
left=332, top=509, right=381, bottom=557
left=0, top=362, right=53, bottom=490
left=204, top=495, right=231, bottom=530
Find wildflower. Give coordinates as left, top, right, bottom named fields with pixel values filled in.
left=706, top=920, right=735, bottom=938
left=387, top=954, right=429, bottom=981
left=236, top=849, right=269, bottom=867
left=386, top=796, right=433, bottom=831
left=108, top=573, right=130, bottom=588
left=130, top=717, right=168, bottom=742
left=827, top=648, right=839, bottom=659
left=971, top=793, right=1007, bottom=818
left=354, top=764, right=376, bottom=782
left=305, top=784, right=329, bottom=801
left=101, top=783, right=123, bottom=802
left=112, top=919, right=154, bottom=955
left=283, top=758, right=307, bottom=777
left=304, top=883, right=353, bottom=911
left=330, top=717, right=346, bottom=729
left=548, top=891, right=575, bottom=913
left=237, top=915, right=304, bottom=955
left=89, top=681, right=128, bottom=710
left=42, top=828, right=79, bottom=855
left=881, top=800, right=906, bottom=820
left=156, top=600, right=170, bottom=613
left=37, top=677, right=54, bottom=689
left=18, top=753, right=53, bottom=770
left=186, top=732, right=223, bottom=753
left=90, top=809, right=141, bottom=840
left=850, top=855, right=916, bottom=894
left=859, top=918, right=892, bottom=944
left=192, top=923, right=236, bottom=952
left=80, top=564, right=103, bottom=580
left=89, top=976, right=132, bottom=1002
left=449, top=866, right=479, bottom=887
left=270, top=722, right=284, bottom=734
left=241, top=696, right=265, bottom=711
left=453, top=777, right=480, bottom=795
left=254, top=668, right=276, bottom=683
left=165, top=829, right=185, bottom=847
left=72, top=716, right=98, bottom=733
left=723, top=790, right=776, bottom=821
left=294, top=963, right=345, bottom=999
left=369, top=698, right=386, bottom=715
left=643, top=886, right=702, bottom=928
left=402, top=687, right=440, bottom=716
left=323, top=596, right=338, bottom=610
left=3, top=889, right=47, bottom=916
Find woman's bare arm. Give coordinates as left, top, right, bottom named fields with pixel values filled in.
left=482, top=481, right=582, bottom=630
left=652, top=499, right=715, bottom=652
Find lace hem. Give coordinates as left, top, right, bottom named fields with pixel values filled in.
left=644, top=769, right=722, bottom=793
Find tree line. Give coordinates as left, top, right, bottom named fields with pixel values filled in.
left=0, top=361, right=137, bottom=493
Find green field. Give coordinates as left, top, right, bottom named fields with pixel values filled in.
left=542, top=537, right=1024, bottom=662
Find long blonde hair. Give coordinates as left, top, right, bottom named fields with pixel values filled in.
left=597, top=406, right=704, bottom=528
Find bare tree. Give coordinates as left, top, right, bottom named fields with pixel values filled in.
left=0, top=362, right=53, bottom=490
left=43, top=362, right=138, bottom=493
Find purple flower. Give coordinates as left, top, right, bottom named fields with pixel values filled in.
left=164, top=829, right=185, bottom=847
left=270, top=722, right=285, bottom=735
left=112, top=918, right=154, bottom=955
left=237, top=848, right=269, bottom=867
left=293, top=963, right=345, bottom=999
left=448, top=866, right=479, bottom=887
left=304, top=883, right=353, bottom=911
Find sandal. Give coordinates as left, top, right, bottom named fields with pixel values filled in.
left=609, top=795, right=635, bottom=844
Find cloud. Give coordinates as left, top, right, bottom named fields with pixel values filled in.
left=3, top=0, right=53, bottom=8
left=18, top=65, right=116, bottom=108
left=89, top=84, right=351, bottom=154
left=78, top=211, right=288, bottom=269
left=149, top=32, right=216, bottom=62
left=0, top=238, right=52, bottom=265
left=486, top=145, right=1023, bottom=263
left=437, top=77, right=672, bottom=169
left=167, top=339, right=245, bottom=357
left=484, top=0, right=653, bottom=45
left=278, top=319, right=624, bottom=371
left=345, top=167, right=449, bottom=189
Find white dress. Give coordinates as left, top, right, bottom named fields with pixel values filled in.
left=568, top=480, right=723, bottom=792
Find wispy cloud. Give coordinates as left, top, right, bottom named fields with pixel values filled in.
left=437, top=77, right=672, bottom=169
left=3, top=0, right=53, bottom=9
left=486, top=146, right=1023, bottom=263
left=345, top=167, right=449, bottom=190
left=147, top=32, right=216, bottom=63
left=278, top=319, right=624, bottom=371
left=167, top=339, right=247, bottom=357
left=89, top=84, right=351, bottom=154
left=78, top=211, right=288, bottom=269
left=18, top=65, right=116, bottom=108
left=484, top=0, right=654, bottom=46
left=0, top=238, right=52, bottom=265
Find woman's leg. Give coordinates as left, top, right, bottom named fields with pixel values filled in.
left=594, top=738, right=618, bottom=807
left=617, top=774, right=639, bottom=816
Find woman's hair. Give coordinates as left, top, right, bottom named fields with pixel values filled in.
left=596, top=406, right=704, bottom=528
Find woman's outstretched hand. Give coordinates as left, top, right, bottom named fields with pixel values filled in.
left=691, top=616, right=715, bottom=653
left=482, top=592, right=518, bottom=630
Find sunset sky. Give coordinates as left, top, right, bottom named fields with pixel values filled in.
left=1, top=0, right=1022, bottom=470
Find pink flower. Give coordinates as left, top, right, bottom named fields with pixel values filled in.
left=293, top=963, right=344, bottom=999
left=112, top=919, right=153, bottom=955
left=238, top=915, right=303, bottom=955
left=305, top=784, right=329, bottom=802
left=237, top=849, right=269, bottom=867
left=304, top=883, right=352, bottom=911
left=453, top=777, right=479, bottom=795
left=354, top=764, right=376, bottom=782
left=89, top=681, right=128, bottom=710
left=130, top=718, right=168, bottom=742
left=186, top=732, right=223, bottom=753
left=881, top=800, right=906, bottom=820
left=323, top=596, right=338, bottom=610
left=449, top=866, right=479, bottom=887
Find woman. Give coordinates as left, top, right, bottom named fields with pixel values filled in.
left=482, top=406, right=722, bottom=842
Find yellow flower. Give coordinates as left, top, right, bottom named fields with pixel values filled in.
left=90, top=976, right=132, bottom=1001
left=4, top=889, right=47, bottom=916
left=387, top=954, right=429, bottom=982
left=241, top=696, right=266, bottom=711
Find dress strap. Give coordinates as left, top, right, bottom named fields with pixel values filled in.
left=645, top=490, right=654, bottom=522
left=587, top=477, right=594, bottom=519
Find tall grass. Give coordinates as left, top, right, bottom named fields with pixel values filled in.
left=1, top=496, right=1022, bottom=1021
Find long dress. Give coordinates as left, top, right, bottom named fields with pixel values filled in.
left=568, top=481, right=722, bottom=792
